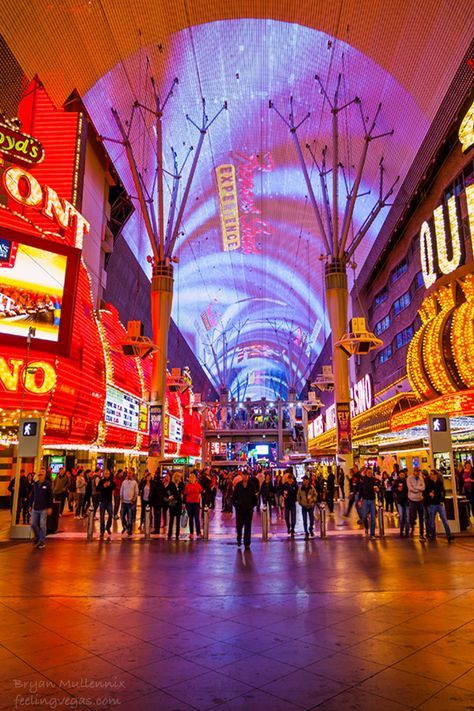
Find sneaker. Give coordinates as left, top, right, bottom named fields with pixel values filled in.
left=369, top=535, right=377, bottom=540
left=36, top=542, right=45, bottom=549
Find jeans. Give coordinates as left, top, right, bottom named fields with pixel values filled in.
left=326, top=492, right=334, bottom=513
left=235, top=507, right=253, bottom=547
left=99, top=500, right=113, bottom=534
left=31, top=509, right=48, bottom=544
left=361, top=499, right=376, bottom=536
left=397, top=503, right=410, bottom=535
left=55, top=492, right=67, bottom=515
left=425, top=505, right=434, bottom=538
left=301, top=506, right=315, bottom=534
left=284, top=503, right=296, bottom=533
left=140, top=499, right=150, bottom=525
left=153, top=505, right=164, bottom=532
left=76, top=493, right=86, bottom=517
left=384, top=491, right=394, bottom=513
left=345, top=492, right=360, bottom=517
left=186, top=502, right=201, bottom=535
left=168, top=505, right=180, bottom=539
left=428, top=504, right=452, bottom=539
left=21, top=498, right=30, bottom=524
left=121, top=502, right=135, bottom=534
left=409, top=500, right=425, bottom=536
left=467, top=491, right=474, bottom=516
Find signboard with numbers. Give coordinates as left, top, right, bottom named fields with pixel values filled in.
left=105, top=385, right=143, bottom=431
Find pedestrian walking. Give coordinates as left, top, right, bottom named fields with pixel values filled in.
left=232, top=469, right=258, bottom=549
left=30, top=468, right=53, bottom=549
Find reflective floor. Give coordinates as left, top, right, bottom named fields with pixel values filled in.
left=1, top=503, right=474, bottom=711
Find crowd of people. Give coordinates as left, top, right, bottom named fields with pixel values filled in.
left=342, top=462, right=469, bottom=541
left=9, top=458, right=472, bottom=550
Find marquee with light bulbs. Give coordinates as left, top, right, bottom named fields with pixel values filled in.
left=0, top=79, right=201, bottom=457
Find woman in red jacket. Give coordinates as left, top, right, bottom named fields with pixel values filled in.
left=184, top=473, right=203, bottom=538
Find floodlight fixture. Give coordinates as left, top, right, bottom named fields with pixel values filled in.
left=335, top=317, right=383, bottom=357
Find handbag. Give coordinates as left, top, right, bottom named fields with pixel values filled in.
left=180, top=509, right=188, bottom=528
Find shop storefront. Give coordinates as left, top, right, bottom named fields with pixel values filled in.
left=0, top=81, right=202, bottom=500
left=309, top=99, right=474, bottom=485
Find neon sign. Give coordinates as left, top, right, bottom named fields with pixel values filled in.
left=0, top=357, right=56, bottom=394
left=350, top=374, right=374, bottom=417
left=234, top=151, right=274, bottom=255
left=459, top=99, right=474, bottom=153
left=216, top=164, right=241, bottom=251
left=2, top=167, right=90, bottom=249
left=420, top=187, right=474, bottom=288
left=0, top=119, right=44, bottom=167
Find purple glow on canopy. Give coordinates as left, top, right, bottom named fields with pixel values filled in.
left=83, top=19, right=429, bottom=399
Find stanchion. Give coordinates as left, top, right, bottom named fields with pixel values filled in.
left=203, top=505, right=209, bottom=540
left=86, top=507, right=95, bottom=541
left=377, top=502, right=385, bottom=537
left=262, top=505, right=269, bottom=541
left=319, top=503, right=327, bottom=539
left=144, top=505, right=151, bottom=540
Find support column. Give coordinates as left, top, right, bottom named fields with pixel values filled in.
left=325, top=258, right=353, bottom=473
left=148, top=260, right=174, bottom=473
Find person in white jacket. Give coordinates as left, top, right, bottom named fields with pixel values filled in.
left=407, top=467, right=426, bottom=540
left=120, top=470, right=138, bottom=536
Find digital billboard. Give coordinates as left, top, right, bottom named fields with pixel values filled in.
left=0, top=227, right=79, bottom=354
left=84, top=18, right=430, bottom=399
left=105, top=385, right=147, bottom=432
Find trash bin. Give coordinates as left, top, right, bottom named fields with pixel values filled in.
left=47, top=502, right=60, bottom=534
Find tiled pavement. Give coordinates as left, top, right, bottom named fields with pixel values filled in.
left=1, top=504, right=474, bottom=710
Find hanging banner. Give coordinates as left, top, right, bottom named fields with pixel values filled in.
left=149, top=404, right=162, bottom=457
left=336, top=402, right=352, bottom=455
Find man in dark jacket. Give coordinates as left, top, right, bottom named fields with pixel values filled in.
left=232, top=469, right=257, bottom=549
left=30, top=468, right=53, bottom=549
left=425, top=470, right=454, bottom=542
left=360, top=468, right=379, bottom=539
left=281, top=472, right=298, bottom=536
left=393, top=470, right=410, bottom=537
left=150, top=472, right=166, bottom=533
left=326, top=467, right=336, bottom=513
left=97, top=470, right=115, bottom=539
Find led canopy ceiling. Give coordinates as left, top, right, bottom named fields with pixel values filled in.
left=82, top=19, right=433, bottom=399
left=2, top=3, right=472, bottom=400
